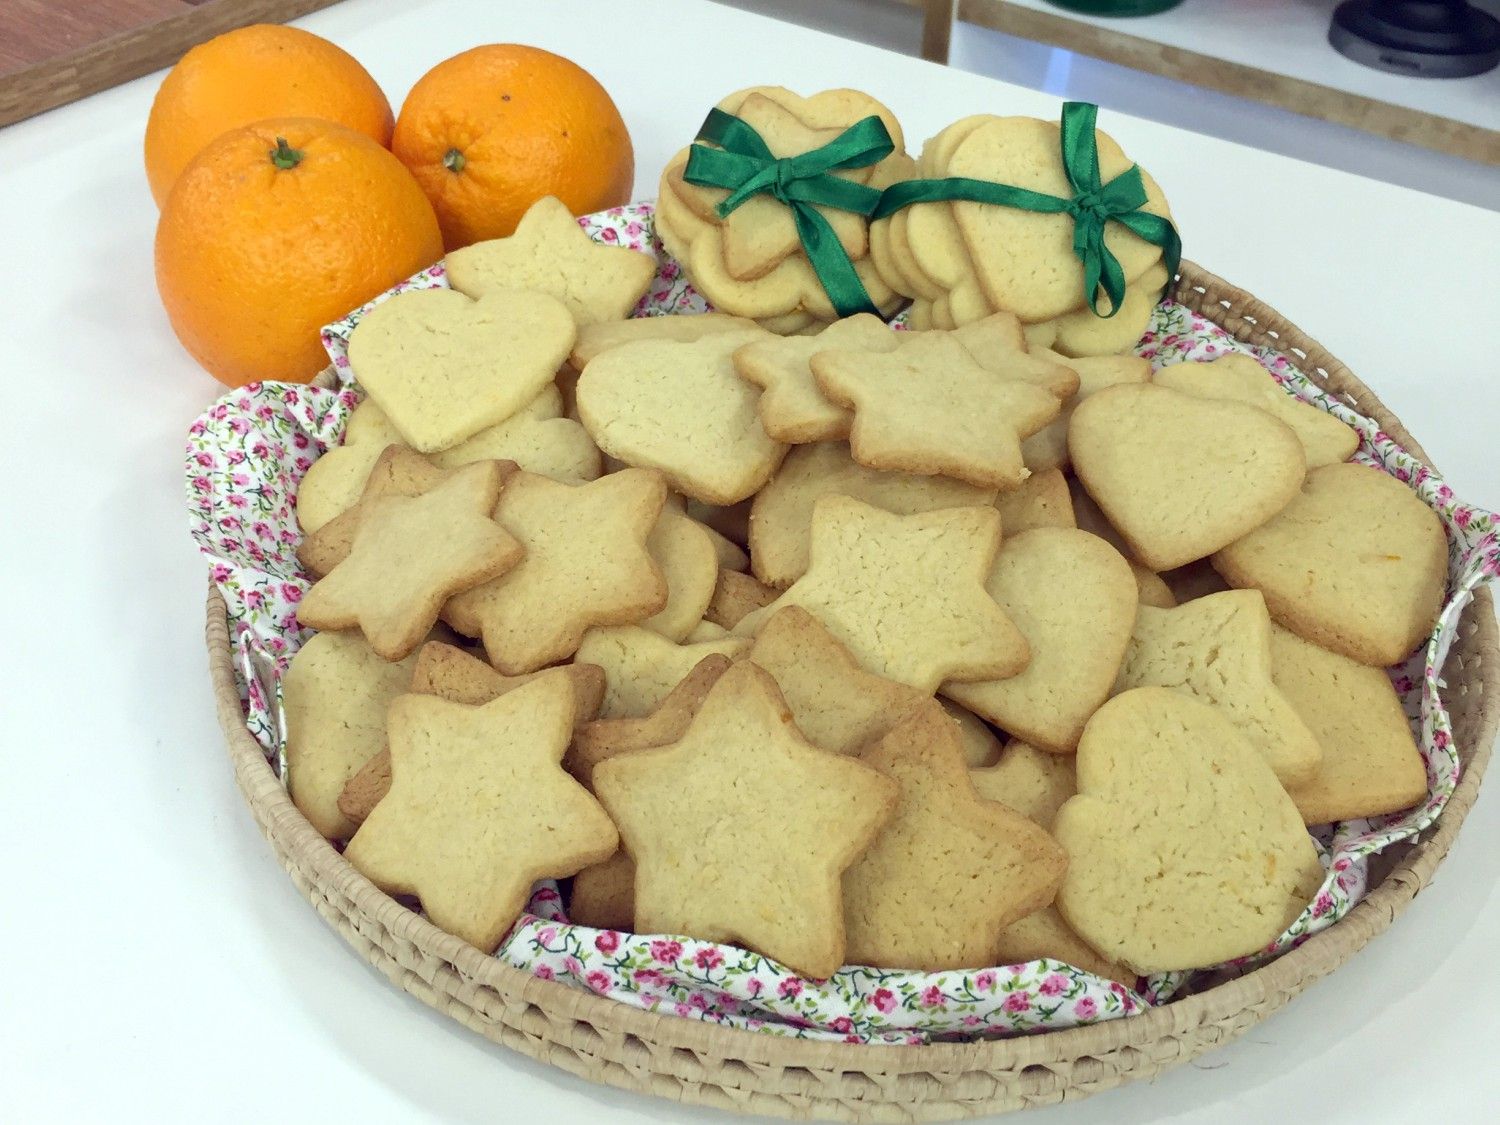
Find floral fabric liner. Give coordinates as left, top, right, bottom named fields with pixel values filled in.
left=187, top=202, right=1499, bottom=1045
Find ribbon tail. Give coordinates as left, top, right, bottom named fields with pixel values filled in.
left=792, top=203, right=879, bottom=319
left=1086, top=248, right=1129, bottom=319
left=1115, top=210, right=1183, bottom=295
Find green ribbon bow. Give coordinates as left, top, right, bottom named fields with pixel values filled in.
left=684, top=107, right=894, bottom=317
left=682, top=100, right=1181, bottom=321
left=873, top=102, right=1180, bottom=318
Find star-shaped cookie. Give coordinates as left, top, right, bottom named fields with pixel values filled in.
left=592, top=661, right=898, bottom=979
left=732, top=313, right=899, bottom=444
left=297, top=462, right=523, bottom=661
left=842, top=702, right=1067, bottom=971
left=344, top=673, right=618, bottom=953
left=735, top=496, right=1030, bottom=692
left=563, top=654, right=734, bottom=931
left=443, top=468, right=669, bottom=673
left=336, top=641, right=607, bottom=826
left=812, top=332, right=1061, bottom=489
left=947, top=314, right=1081, bottom=399
left=443, top=195, right=656, bottom=326
left=299, top=445, right=453, bottom=578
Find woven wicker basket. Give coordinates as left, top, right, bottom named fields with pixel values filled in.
left=205, top=262, right=1498, bottom=1121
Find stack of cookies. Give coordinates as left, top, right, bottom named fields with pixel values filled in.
left=656, top=93, right=1174, bottom=356
left=279, top=115, right=1447, bottom=987
left=877, top=113, right=1170, bottom=355
left=655, top=86, right=912, bottom=334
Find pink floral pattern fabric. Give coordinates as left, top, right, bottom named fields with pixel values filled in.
left=186, top=202, right=1498, bottom=1043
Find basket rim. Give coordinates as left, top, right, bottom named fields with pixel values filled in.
left=204, top=258, right=1500, bottom=1080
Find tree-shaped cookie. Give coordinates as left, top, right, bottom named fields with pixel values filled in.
left=576, top=329, right=789, bottom=505
left=842, top=702, right=1067, bottom=970
left=297, top=461, right=523, bottom=661
left=1115, top=589, right=1323, bottom=786
left=444, top=468, right=668, bottom=673
left=344, top=673, right=618, bottom=953
left=444, top=195, right=656, bottom=326
left=592, top=662, right=898, bottom=979
left=943, top=527, right=1137, bottom=753
left=745, top=605, right=926, bottom=755
left=812, top=331, right=1060, bottom=489
left=735, top=496, right=1029, bottom=693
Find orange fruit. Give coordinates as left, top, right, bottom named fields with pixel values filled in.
left=144, top=24, right=393, bottom=208
left=156, top=118, right=443, bottom=388
left=391, top=44, right=634, bottom=250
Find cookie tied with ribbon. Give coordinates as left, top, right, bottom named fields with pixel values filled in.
left=657, top=86, right=912, bottom=331
left=664, top=93, right=1179, bottom=343
left=873, top=103, right=1178, bottom=332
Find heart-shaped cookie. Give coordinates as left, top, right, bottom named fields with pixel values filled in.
left=1213, top=462, right=1447, bottom=666
left=1053, top=687, right=1324, bottom=974
left=1069, top=383, right=1307, bottom=571
left=946, top=116, right=1171, bottom=323
left=348, top=287, right=575, bottom=453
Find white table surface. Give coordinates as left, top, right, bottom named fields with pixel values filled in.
left=2, top=0, right=1497, bottom=1121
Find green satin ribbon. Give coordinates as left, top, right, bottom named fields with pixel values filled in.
left=872, top=102, right=1180, bottom=318
left=682, top=100, right=1180, bottom=321
left=684, top=107, right=892, bottom=317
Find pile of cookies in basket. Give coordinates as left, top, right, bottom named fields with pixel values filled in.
left=280, top=86, right=1447, bottom=985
